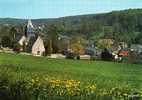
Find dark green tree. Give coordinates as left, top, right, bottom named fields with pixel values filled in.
left=9, top=27, right=18, bottom=48
left=47, top=24, right=59, bottom=53
left=1, top=36, right=11, bottom=47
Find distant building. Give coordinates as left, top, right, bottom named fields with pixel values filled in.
left=118, top=49, right=129, bottom=57
left=130, top=44, right=142, bottom=53
left=84, top=43, right=95, bottom=56
left=118, top=49, right=129, bottom=63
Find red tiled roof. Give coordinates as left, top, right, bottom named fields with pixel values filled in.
left=119, top=50, right=129, bottom=56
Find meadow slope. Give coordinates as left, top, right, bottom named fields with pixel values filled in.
left=0, top=53, right=142, bottom=88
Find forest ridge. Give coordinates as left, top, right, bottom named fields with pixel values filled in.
left=0, top=8, right=142, bottom=45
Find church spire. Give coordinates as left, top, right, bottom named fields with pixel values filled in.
left=27, top=19, right=34, bottom=29
left=26, top=19, right=35, bottom=38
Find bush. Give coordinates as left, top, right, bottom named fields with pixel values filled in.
left=66, top=52, right=76, bottom=59
left=101, top=48, right=113, bottom=61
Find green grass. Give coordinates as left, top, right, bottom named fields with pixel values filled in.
left=0, top=52, right=142, bottom=89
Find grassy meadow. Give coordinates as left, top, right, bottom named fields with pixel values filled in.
left=0, top=53, right=142, bottom=100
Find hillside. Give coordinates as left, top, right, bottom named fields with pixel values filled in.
left=0, top=9, right=142, bottom=44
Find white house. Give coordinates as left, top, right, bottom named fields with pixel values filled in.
left=18, top=36, right=29, bottom=45
left=32, top=36, right=45, bottom=56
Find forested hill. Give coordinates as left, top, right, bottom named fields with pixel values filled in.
left=0, top=8, right=142, bottom=44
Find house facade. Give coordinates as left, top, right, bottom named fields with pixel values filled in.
left=32, top=36, right=45, bottom=56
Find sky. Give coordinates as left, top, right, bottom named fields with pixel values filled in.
left=0, top=0, right=142, bottom=19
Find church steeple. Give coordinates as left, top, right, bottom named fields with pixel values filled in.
left=27, top=19, right=34, bottom=29
left=25, top=19, right=35, bottom=38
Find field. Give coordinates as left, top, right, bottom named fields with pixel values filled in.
left=0, top=53, right=142, bottom=100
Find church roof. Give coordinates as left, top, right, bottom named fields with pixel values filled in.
left=27, top=19, right=34, bottom=29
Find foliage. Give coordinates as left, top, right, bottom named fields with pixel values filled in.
left=69, top=37, right=85, bottom=55
left=13, top=43, right=21, bottom=53
left=46, top=24, right=59, bottom=53
left=101, top=48, right=113, bottom=61
left=1, top=36, right=11, bottom=47
left=65, top=52, right=76, bottom=59
left=97, top=39, right=114, bottom=49
left=46, top=39, right=53, bottom=55
left=69, top=43, right=84, bottom=55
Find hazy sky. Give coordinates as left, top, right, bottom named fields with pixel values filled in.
left=0, top=0, right=142, bottom=19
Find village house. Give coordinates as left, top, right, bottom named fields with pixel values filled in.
left=32, top=36, right=45, bottom=56
left=130, top=44, right=142, bottom=53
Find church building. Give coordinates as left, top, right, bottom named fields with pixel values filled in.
left=18, top=19, right=45, bottom=56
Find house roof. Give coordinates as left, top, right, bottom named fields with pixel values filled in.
left=131, top=44, right=142, bottom=49
left=119, top=50, right=129, bottom=56
left=58, top=34, right=71, bottom=40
